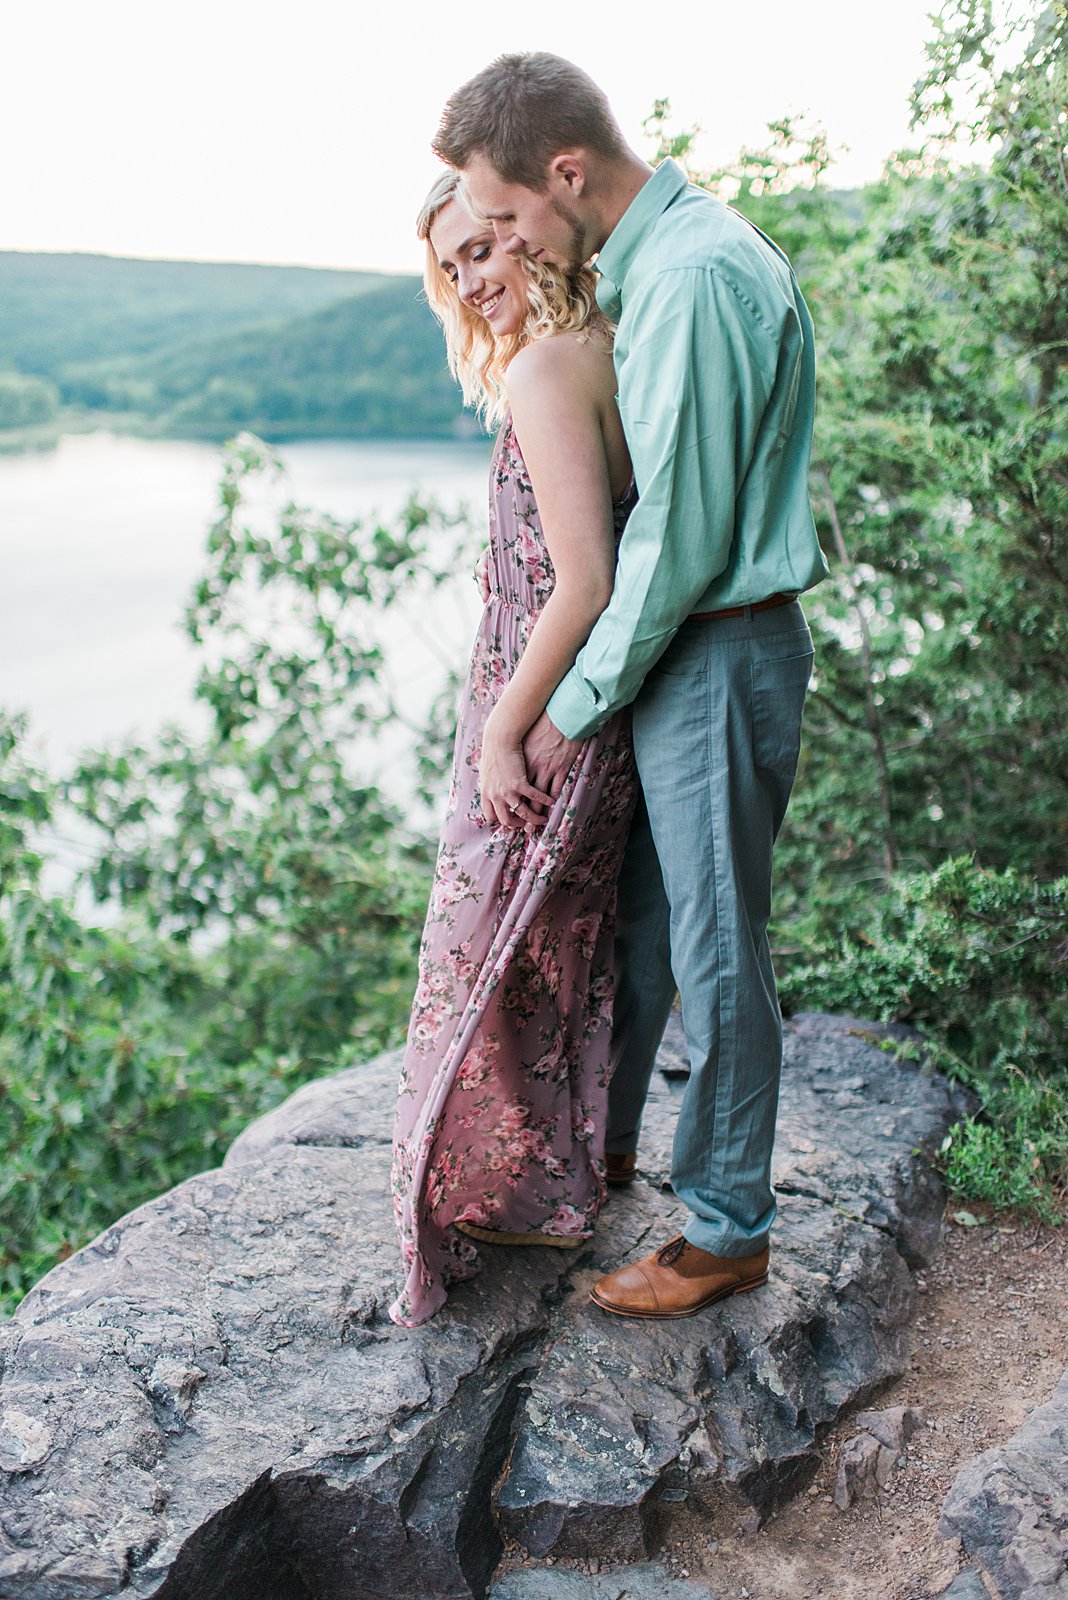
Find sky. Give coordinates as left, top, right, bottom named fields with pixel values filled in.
left=4, top=0, right=955, bottom=276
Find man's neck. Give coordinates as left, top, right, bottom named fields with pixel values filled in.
left=591, top=151, right=655, bottom=254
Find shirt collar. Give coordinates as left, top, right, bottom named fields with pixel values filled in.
left=594, top=157, right=689, bottom=310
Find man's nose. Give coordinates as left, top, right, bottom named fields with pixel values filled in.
left=494, top=223, right=523, bottom=255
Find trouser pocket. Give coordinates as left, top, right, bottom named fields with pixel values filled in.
left=751, top=646, right=814, bottom=803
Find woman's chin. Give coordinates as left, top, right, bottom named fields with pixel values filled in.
left=483, top=300, right=523, bottom=339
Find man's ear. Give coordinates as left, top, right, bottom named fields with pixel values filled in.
left=547, top=152, right=587, bottom=196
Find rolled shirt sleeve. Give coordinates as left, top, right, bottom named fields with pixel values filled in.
left=546, top=264, right=779, bottom=740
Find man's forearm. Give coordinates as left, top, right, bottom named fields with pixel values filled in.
left=544, top=284, right=766, bottom=738
left=545, top=506, right=731, bottom=739
left=545, top=660, right=610, bottom=741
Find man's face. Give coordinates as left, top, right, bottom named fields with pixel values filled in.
left=461, top=152, right=589, bottom=269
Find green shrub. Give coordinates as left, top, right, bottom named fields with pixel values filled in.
left=777, top=857, right=1067, bottom=1214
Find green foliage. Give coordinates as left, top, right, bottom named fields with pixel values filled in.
left=779, top=858, right=1064, bottom=1050
left=655, top=3, right=1067, bottom=907
left=2, top=2, right=1065, bottom=1320
left=941, top=1114, right=1056, bottom=1217
left=655, top=0, right=1067, bottom=1213
left=60, top=432, right=482, bottom=1050
left=0, top=444, right=482, bottom=1316
left=0, top=252, right=466, bottom=441
left=65, top=281, right=467, bottom=441
left=0, top=713, right=211, bottom=1307
left=0, top=371, right=60, bottom=428
left=0, top=769, right=421, bottom=1314
left=799, top=0, right=1067, bottom=898
left=777, top=857, right=1068, bottom=1213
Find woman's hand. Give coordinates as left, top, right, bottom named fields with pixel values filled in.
left=479, top=711, right=555, bottom=831
left=474, top=546, right=491, bottom=603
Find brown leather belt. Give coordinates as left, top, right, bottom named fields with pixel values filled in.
left=685, top=591, right=797, bottom=623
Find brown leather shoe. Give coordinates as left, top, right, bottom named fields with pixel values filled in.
left=605, top=1151, right=638, bottom=1186
left=589, top=1235, right=769, bottom=1319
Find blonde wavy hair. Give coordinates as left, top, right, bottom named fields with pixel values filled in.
left=416, top=170, right=612, bottom=429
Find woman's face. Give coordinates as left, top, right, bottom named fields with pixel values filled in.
left=429, top=198, right=530, bottom=339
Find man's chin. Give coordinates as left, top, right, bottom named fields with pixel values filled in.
left=532, top=247, right=580, bottom=271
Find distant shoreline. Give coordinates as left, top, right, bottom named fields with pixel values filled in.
left=0, top=411, right=490, bottom=457
left=0, top=252, right=466, bottom=451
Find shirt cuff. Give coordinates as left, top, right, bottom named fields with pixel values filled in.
left=546, top=669, right=605, bottom=741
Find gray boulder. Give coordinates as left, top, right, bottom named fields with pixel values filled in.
left=489, top=1563, right=718, bottom=1599
left=940, top=1368, right=1068, bottom=1599
left=936, top=1571, right=992, bottom=1600
left=833, top=1403, right=923, bottom=1508
left=0, top=1012, right=963, bottom=1598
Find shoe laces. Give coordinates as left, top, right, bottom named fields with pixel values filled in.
left=657, top=1236, right=687, bottom=1266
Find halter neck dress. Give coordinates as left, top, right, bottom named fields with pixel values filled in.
left=389, top=412, right=639, bottom=1327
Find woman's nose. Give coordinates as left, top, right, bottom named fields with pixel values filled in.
left=456, top=262, right=483, bottom=303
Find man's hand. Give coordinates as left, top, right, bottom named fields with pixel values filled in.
left=480, top=711, right=555, bottom=831
left=522, top=710, right=583, bottom=800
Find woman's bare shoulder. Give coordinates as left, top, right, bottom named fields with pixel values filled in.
left=505, top=331, right=616, bottom=406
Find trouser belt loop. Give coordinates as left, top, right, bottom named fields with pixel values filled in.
left=743, top=603, right=753, bottom=621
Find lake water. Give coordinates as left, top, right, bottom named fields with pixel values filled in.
left=0, top=431, right=493, bottom=885
left=0, top=430, right=492, bottom=764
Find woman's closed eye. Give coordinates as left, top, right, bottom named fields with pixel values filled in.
left=447, top=245, right=492, bottom=283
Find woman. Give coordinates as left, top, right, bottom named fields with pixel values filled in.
left=388, top=172, right=638, bottom=1328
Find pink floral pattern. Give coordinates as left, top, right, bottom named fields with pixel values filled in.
left=388, top=417, right=639, bottom=1327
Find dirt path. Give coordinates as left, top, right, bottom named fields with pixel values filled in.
left=496, top=1201, right=1067, bottom=1597
left=651, top=1202, right=1068, bottom=1599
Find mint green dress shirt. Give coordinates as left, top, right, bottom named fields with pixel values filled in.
left=545, top=158, right=830, bottom=741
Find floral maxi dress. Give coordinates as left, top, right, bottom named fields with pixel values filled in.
left=388, top=416, right=639, bottom=1327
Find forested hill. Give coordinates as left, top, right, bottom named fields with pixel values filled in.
left=0, top=252, right=393, bottom=373
left=0, top=251, right=469, bottom=441
left=60, top=278, right=468, bottom=439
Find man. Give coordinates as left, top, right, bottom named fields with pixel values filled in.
left=434, top=53, right=829, bottom=1319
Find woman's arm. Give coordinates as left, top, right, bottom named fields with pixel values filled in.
left=479, top=336, right=620, bottom=831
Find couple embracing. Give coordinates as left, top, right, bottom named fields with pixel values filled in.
left=388, top=53, right=829, bottom=1329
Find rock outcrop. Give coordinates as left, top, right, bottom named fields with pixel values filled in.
left=939, top=1367, right=1068, bottom=1599
left=936, top=1571, right=992, bottom=1600
left=0, top=1012, right=963, bottom=1599
left=488, top=1564, right=717, bottom=1599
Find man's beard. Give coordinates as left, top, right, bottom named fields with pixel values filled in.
left=547, top=194, right=592, bottom=269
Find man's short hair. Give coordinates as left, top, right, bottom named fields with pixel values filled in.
left=433, top=52, right=625, bottom=189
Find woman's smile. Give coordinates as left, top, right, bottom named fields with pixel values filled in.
left=429, top=197, right=528, bottom=337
